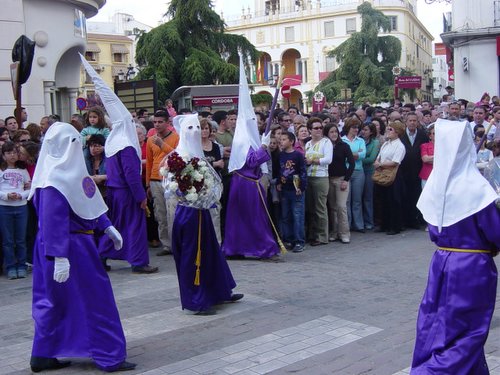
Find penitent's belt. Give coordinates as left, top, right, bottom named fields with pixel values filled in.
left=438, top=246, right=492, bottom=254
left=71, top=230, right=94, bottom=235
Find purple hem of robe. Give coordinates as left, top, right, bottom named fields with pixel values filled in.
left=172, top=206, right=236, bottom=311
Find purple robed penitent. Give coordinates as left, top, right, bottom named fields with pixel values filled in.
left=222, top=147, right=279, bottom=258
left=99, top=147, right=149, bottom=267
left=411, top=202, right=500, bottom=375
left=31, top=187, right=126, bottom=371
left=172, top=205, right=236, bottom=311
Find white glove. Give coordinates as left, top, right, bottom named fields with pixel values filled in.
left=53, top=257, right=70, bottom=283
left=261, top=131, right=271, bottom=147
left=105, top=226, right=123, bottom=250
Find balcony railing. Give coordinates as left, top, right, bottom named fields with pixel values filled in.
left=224, top=0, right=415, bottom=27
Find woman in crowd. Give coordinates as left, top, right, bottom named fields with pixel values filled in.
left=25, top=123, right=42, bottom=143
left=325, top=124, right=354, bottom=244
left=371, top=117, right=386, bottom=146
left=373, top=121, right=406, bottom=235
left=419, top=124, right=434, bottom=188
left=0, top=128, right=10, bottom=146
left=292, top=115, right=307, bottom=132
left=305, top=117, right=333, bottom=246
left=361, top=123, right=380, bottom=231
left=341, top=117, right=366, bottom=232
left=201, top=118, right=224, bottom=244
left=294, top=124, right=310, bottom=155
left=12, top=129, right=31, bottom=144
left=84, top=134, right=107, bottom=197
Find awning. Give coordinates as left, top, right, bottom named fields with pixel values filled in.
left=111, top=44, right=129, bottom=54
left=112, top=66, right=126, bottom=76
left=86, top=43, right=101, bottom=53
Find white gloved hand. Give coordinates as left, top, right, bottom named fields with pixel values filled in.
left=53, top=257, right=70, bottom=283
left=105, top=226, right=123, bottom=250
left=261, top=131, right=271, bottom=147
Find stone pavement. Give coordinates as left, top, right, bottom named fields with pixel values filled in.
left=0, top=229, right=499, bottom=374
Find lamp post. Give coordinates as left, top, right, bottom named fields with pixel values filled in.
left=267, top=73, right=279, bottom=87
left=118, top=64, right=136, bottom=82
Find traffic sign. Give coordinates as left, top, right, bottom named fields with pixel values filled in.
left=76, top=97, right=88, bottom=111
left=281, top=85, right=291, bottom=99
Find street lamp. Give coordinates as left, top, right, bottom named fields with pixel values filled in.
left=267, top=73, right=279, bottom=87
left=117, top=65, right=136, bottom=82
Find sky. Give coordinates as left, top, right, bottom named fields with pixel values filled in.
left=90, top=0, right=451, bottom=43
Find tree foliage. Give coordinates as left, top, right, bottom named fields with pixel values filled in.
left=316, top=2, right=402, bottom=105
left=136, top=0, right=258, bottom=102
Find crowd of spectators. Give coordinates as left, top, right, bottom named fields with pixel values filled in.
left=1, top=92, right=500, bottom=278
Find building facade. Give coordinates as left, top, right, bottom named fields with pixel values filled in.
left=225, top=0, right=434, bottom=110
left=432, top=43, right=452, bottom=102
left=82, top=33, right=134, bottom=101
left=0, top=0, right=105, bottom=123
left=441, top=0, right=500, bottom=102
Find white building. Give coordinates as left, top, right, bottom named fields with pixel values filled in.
left=0, top=0, right=105, bottom=123
left=225, top=0, right=434, bottom=110
left=432, top=43, right=451, bottom=102
left=441, top=0, right=500, bottom=102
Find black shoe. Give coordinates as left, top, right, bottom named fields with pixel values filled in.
left=105, top=361, right=137, bottom=372
left=229, top=293, right=244, bottom=302
left=386, top=230, right=400, bottom=235
left=101, top=258, right=111, bottom=272
left=195, top=308, right=217, bottom=315
left=30, top=357, right=71, bottom=373
left=132, top=265, right=159, bottom=274
left=156, top=249, right=172, bottom=256
left=225, top=254, right=245, bottom=260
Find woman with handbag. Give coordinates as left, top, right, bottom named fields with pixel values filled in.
left=373, top=121, right=406, bottom=235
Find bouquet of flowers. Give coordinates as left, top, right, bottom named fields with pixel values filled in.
left=160, top=152, right=222, bottom=209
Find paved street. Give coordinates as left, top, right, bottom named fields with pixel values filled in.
left=0, top=229, right=499, bottom=374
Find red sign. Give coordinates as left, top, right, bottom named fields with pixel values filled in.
left=281, top=85, right=291, bottom=99
left=448, top=67, right=454, bottom=82
left=282, top=75, right=302, bottom=87
left=397, top=76, right=422, bottom=89
left=434, top=43, right=447, bottom=56
left=497, top=36, right=500, bottom=56
left=192, top=96, right=238, bottom=106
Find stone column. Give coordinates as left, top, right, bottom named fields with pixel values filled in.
left=43, top=81, right=55, bottom=115
left=68, top=88, right=79, bottom=117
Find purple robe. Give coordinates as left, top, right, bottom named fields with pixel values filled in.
left=222, top=147, right=279, bottom=258
left=411, top=202, right=499, bottom=375
left=172, top=205, right=236, bottom=311
left=99, top=147, right=149, bottom=267
left=31, top=187, right=126, bottom=371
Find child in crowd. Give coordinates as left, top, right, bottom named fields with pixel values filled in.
left=80, top=106, right=110, bottom=148
left=0, top=141, right=30, bottom=279
left=277, top=132, right=307, bottom=252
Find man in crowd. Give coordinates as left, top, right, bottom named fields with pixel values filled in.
left=400, top=111, right=429, bottom=229
left=146, top=110, right=179, bottom=256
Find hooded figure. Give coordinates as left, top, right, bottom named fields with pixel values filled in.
left=29, top=122, right=136, bottom=373
left=80, top=54, right=158, bottom=274
left=167, top=114, right=242, bottom=315
left=411, top=119, right=499, bottom=374
left=221, top=54, right=282, bottom=260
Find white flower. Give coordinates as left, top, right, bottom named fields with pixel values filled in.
left=159, top=166, right=169, bottom=177
left=185, top=192, right=198, bottom=202
left=193, top=171, right=204, bottom=182
left=168, top=181, right=178, bottom=191
left=188, top=187, right=197, bottom=194
left=198, top=160, right=207, bottom=167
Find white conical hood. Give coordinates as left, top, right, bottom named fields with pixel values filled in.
left=417, top=119, right=497, bottom=231
left=29, top=122, right=108, bottom=219
left=228, top=53, right=263, bottom=173
left=79, top=53, right=141, bottom=161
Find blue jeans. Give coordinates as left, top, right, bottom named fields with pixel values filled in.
left=280, top=190, right=305, bottom=246
left=363, top=169, right=374, bottom=229
left=0, top=205, right=28, bottom=272
left=347, top=169, right=365, bottom=230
